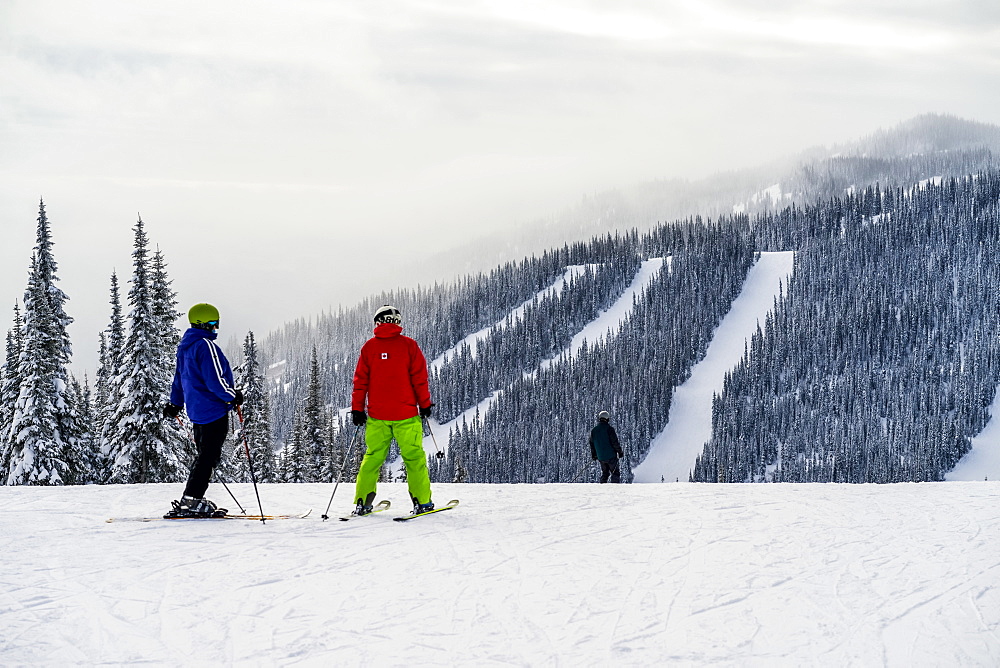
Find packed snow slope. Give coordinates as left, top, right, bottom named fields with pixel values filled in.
left=3, top=482, right=998, bottom=666
left=948, top=385, right=1000, bottom=481
left=634, top=251, right=794, bottom=483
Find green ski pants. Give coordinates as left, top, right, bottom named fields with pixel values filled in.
left=354, top=416, right=432, bottom=507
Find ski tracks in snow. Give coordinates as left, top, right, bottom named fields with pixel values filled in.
left=1, top=482, right=998, bottom=665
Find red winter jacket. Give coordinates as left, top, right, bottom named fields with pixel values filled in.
left=352, top=323, right=432, bottom=421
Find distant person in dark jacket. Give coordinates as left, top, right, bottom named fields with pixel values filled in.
left=162, top=303, right=244, bottom=518
left=589, top=411, right=624, bottom=483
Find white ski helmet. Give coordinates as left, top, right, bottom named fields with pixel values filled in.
left=597, top=410, right=611, bottom=421
left=374, top=304, right=402, bottom=325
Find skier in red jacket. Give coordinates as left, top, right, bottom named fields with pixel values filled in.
left=350, top=305, right=435, bottom=516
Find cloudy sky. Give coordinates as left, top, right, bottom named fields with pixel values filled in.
left=2, top=0, right=998, bottom=374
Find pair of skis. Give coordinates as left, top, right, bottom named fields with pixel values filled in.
left=338, top=498, right=459, bottom=522
left=106, top=510, right=314, bottom=523
left=106, top=500, right=459, bottom=523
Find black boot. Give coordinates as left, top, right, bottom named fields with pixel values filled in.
left=164, top=496, right=227, bottom=519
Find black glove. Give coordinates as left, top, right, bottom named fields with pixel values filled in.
left=163, top=403, right=181, bottom=419
left=419, top=403, right=434, bottom=419
left=231, top=389, right=245, bottom=406
left=351, top=410, right=367, bottom=426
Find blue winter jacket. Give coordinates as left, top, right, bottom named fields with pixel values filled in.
left=169, top=327, right=237, bottom=424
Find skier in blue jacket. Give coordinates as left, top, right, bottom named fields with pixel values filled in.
left=163, top=303, right=243, bottom=518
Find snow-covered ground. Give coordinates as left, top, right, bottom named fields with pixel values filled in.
left=2, top=481, right=998, bottom=665
left=634, top=252, right=795, bottom=483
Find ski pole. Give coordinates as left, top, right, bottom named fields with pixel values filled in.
left=422, top=416, right=445, bottom=459
left=321, top=424, right=362, bottom=521
left=176, top=416, right=246, bottom=514
left=569, top=461, right=592, bottom=483
left=235, top=405, right=266, bottom=524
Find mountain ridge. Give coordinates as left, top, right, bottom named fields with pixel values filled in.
left=405, top=113, right=999, bottom=288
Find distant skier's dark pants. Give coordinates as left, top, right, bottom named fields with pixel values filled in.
left=183, top=415, right=228, bottom=498
left=600, top=459, right=621, bottom=484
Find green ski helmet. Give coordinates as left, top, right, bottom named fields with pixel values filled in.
left=188, top=303, right=220, bottom=328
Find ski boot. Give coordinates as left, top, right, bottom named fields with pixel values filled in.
left=412, top=501, right=435, bottom=515
left=352, top=501, right=374, bottom=516
left=164, top=496, right=227, bottom=519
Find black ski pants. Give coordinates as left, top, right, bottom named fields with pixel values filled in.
left=183, top=414, right=229, bottom=499
left=599, top=458, right=621, bottom=484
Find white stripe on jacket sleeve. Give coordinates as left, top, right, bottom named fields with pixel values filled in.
left=203, top=339, right=237, bottom=399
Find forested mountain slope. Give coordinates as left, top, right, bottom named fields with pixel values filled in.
left=695, top=173, right=1000, bottom=482
left=260, top=117, right=1000, bottom=485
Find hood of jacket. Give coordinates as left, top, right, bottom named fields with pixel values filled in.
left=374, top=323, right=403, bottom=338
left=178, top=326, right=218, bottom=351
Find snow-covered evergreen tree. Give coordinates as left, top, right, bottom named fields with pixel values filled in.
left=321, top=410, right=340, bottom=483
left=31, top=200, right=73, bottom=364
left=65, top=374, right=98, bottom=484
left=5, top=256, right=69, bottom=484
left=93, top=273, right=125, bottom=481
left=270, top=348, right=327, bottom=483
left=280, top=414, right=306, bottom=483
left=94, top=332, right=110, bottom=430
left=299, top=348, right=329, bottom=482
left=0, top=304, right=24, bottom=474
left=327, top=413, right=357, bottom=484
left=5, top=202, right=84, bottom=485
left=233, top=331, right=276, bottom=483
left=103, top=218, right=187, bottom=483
left=96, top=273, right=125, bottom=413
left=106, top=271, right=125, bottom=369
left=150, top=248, right=192, bottom=467
left=150, top=250, right=181, bottom=361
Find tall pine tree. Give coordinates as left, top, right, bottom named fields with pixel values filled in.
left=5, top=256, right=69, bottom=484
left=93, top=273, right=125, bottom=481
left=233, top=331, right=276, bottom=483
left=300, top=348, right=329, bottom=482
left=65, top=374, right=98, bottom=484
left=150, top=247, right=192, bottom=467
left=103, top=218, right=187, bottom=483
left=4, top=202, right=83, bottom=485
left=0, top=304, right=24, bottom=475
